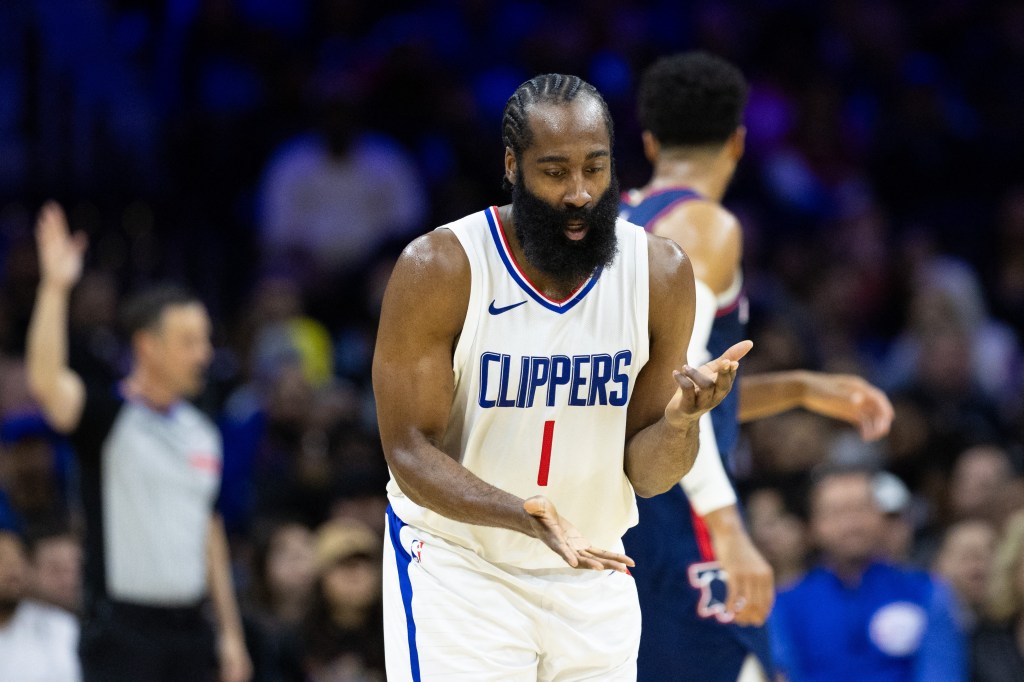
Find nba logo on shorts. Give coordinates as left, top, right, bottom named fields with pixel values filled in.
left=410, top=539, right=424, bottom=563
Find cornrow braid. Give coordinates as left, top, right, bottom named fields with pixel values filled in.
left=501, top=73, right=614, bottom=160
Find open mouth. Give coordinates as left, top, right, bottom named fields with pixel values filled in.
left=564, top=221, right=588, bottom=241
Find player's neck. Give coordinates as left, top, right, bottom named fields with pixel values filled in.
left=647, top=153, right=732, bottom=203
left=123, top=369, right=179, bottom=412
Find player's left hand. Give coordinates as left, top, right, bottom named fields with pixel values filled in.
left=800, top=372, right=894, bottom=441
left=666, top=340, right=753, bottom=427
left=524, top=496, right=635, bottom=573
left=712, top=527, right=775, bottom=626
left=218, top=630, right=253, bottom=682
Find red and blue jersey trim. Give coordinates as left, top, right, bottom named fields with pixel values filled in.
left=484, top=206, right=603, bottom=314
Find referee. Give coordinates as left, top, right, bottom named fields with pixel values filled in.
left=25, top=202, right=252, bottom=682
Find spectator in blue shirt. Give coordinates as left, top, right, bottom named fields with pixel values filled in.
left=771, top=465, right=966, bottom=682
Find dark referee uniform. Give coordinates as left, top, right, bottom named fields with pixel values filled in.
left=70, top=383, right=222, bottom=681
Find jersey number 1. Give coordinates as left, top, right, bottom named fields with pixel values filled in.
left=537, top=420, right=555, bottom=486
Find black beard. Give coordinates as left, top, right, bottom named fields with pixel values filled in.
left=510, top=170, right=619, bottom=287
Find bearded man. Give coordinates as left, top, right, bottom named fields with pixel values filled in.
left=373, top=73, right=751, bottom=682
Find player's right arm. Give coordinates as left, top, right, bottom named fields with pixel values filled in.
left=373, top=229, right=631, bottom=572
left=25, top=202, right=86, bottom=434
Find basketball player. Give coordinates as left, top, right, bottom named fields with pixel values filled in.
left=620, top=52, right=894, bottom=682
left=373, top=74, right=751, bottom=681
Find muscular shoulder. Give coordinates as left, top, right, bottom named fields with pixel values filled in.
left=395, top=229, right=470, bottom=285
left=646, top=231, right=692, bottom=289
left=646, top=232, right=695, bottom=339
left=651, top=199, right=741, bottom=295
left=381, top=229, right=470, bottom=340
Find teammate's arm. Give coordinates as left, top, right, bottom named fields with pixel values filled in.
left=623, top=235, right=750, bottom=498
left=25, top=202, right=86, bottom=434
left=738, top=371, right=894, bottom=441
left=373, top=230, right=631, bottom=571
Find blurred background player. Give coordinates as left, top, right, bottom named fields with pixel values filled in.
left=25, top=203, right=251, bottom=682
left=620, top=51, right=894, bottom=682
left=771, top=465, right=965, bottom=681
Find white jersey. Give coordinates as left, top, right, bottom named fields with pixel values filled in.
left=387, top=206, right=650, bottom=569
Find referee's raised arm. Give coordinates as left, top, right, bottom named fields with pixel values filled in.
left=26, top=201, right=87, bottom=434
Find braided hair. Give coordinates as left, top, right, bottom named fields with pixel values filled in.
left=501, top=73, right=615, bottom=161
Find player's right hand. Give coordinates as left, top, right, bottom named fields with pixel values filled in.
left=523, top=495, right=635, bottom=573
left=35, top=201, right=87, bottom=291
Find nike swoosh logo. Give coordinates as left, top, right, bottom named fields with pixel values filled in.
left=488, top=300, right=527, bottom=315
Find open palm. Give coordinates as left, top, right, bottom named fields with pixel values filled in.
left=36, top=201, right=87, bottom=289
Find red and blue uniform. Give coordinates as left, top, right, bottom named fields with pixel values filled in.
left=620, top=188, right=773, bottom=682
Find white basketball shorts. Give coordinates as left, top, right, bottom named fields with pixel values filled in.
left=384, top=506, right=641, bottom=681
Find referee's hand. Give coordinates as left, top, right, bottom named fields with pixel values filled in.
left=524, top=496, right=635, bottom=573
left=219, top=631, right=252, bottom=682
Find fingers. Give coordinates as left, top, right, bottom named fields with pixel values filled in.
left=720, top=339, right=753, bottom=362
left=579, top=547, right=635, bottom=573
left=526, top=496, right=637, bottom=573
left=725, top=568, right=774, bottom=626
left=573, top=551, right=610, bottom=571
left=37, top=201, right=68, bottom=238
left=853, top=384, right=894, bottom=442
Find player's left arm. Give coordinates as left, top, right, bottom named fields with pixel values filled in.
left=623, top=234, right=751, bottom=497
left=738, top=371, right=893, bottom=441
left=206, top=513, right=252, bottom=682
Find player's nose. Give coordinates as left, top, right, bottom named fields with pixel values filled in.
left=563, top=173, right=592, bottom=208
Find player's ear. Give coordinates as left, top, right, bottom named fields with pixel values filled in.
left=504, top=147, right=517, bottom=186
left=641, top=131, right=659, bottom=164
left=729, top=126, right=746, bottom=162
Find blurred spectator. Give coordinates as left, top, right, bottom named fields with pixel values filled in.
left=243, top=518, right=314, bottom=682
left=933, top=519, right=997, bottom=633
left=746, top=486, right=808, bottom=588
left=971, top=510, right=1024, bottom=682
left=301, top=519, right=384, bottom=682
left=248, top=520, right=316, bottom=627
left=885, top=257, right=1021, bottom=404
left=258, top=83, right=427, bottom=313
left=949, top=446, right=1016, bottom=524
left=771, top=465, right=966, bottom=682
left=0, top=529, right=81, bottom=682
left=871, top=470, right=916, bottom=566
left=882, top=261, right=1013, bottom=480
left=28, top=524, right=82, bottom=615
left=0, top=414, right=70, bottom=532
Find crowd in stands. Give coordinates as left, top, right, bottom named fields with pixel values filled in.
left=1, top=0, right=1023, bottom=680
